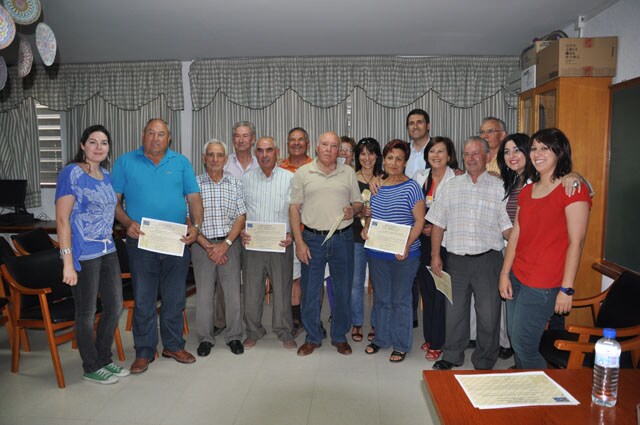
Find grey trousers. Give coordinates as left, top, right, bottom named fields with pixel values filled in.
left=470, top=297, right=511, bottom=348
left=243, top=245, right=294, bottom=341
left=191, top=239, right=243, bottom=344
left=442, top=250, right=502, bottom=369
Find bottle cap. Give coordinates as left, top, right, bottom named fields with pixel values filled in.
left=603, top=328, right=616, bottom=339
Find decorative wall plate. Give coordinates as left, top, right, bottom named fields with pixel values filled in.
left=3, top=0, right=41, bottom=25
left=0, top=5, right=16, bottom=50
left=0, top=56, right=7, bottom=91
left=17, top=36, right=32, bottom=77
left=35, top=22, right=55, bottom=66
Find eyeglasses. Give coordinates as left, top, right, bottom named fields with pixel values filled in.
left=478, top=129, right=504, bottom=136
left=339, top=148, right=353, bottom=153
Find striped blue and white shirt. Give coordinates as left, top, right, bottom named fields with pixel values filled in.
left=242, top=166, right=294, bottom=232
left=367, top=179, right=424, bottom=259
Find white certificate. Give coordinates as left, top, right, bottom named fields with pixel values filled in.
left=138, top=217, right=187, bottom=257
left=427, top=267, right=453, bottom=305
left=455, top=371, right=579, bottom=409
left=364, top=219, right=411, bottom=255
left=245, top=221, right=286, bottom=253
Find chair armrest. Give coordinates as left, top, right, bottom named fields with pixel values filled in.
left=1, top=265, right=52, bottom=295
left=571, top=290, right=608, bottom=307
left=121, top=273, right=132, bottom=279
left=566, top=324, right=605, bottom=337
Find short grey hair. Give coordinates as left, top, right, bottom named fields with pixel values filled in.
left=202, top=139, right=228, bottom=156
left=232, top=121, right=256, bottom=136
left=464, top=136, right=490, bottom=154
left=480, top=116, right=507, bottom=132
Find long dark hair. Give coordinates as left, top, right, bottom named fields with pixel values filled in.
left=528, top=128, right=573, bottom=183
left=355, top=137, right=383, bottom=176
left=70, top=124, right=112, bottom=169
left=498, top=133, right=530, bottom=199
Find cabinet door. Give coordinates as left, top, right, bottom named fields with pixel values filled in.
left=519, top=94, right=534, bottom=135
left=536, top=89, right=557, bottom=130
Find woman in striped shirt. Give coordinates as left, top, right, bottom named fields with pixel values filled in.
left=362, top=139, right=425, bottom=363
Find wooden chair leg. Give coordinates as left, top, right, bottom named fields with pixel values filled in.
left=114, top=326, right=125, bottom=361
left=183, top=310, right=189, bottom=336
left=266, top=277, right=271, bottom=304
left=11, top=324, right=21, bottom=373
left=20, top=328, right=30, bottom=351
left=43, top=321, right=66, bottom=388
left=125, top=307, right=134, bottom=331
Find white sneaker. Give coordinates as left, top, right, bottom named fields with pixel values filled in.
left=83, top=368, right=119, bottom=384
left=103, top=362, right=130, bottom=377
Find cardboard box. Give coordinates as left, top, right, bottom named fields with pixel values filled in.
left=521, top=65, right=536, bottom=92
left=536, top=37, right=618, bottom=86
left=520, top=40, right=552, bottom=70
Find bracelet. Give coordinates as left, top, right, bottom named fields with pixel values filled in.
left=60, top=248, right=73, bottom=255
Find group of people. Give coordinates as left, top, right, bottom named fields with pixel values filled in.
left=54, top=108, right=591, bottom=384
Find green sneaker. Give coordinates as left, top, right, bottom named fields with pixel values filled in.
left=83, top=368, right=119, bottom=385
left=103, top=362, right=130, bottom=377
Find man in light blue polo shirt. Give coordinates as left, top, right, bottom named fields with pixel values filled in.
left=112, top=118, right=204, bottom=374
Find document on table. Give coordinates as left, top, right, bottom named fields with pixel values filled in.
left=454, top=371, right=580, bottom=409
left=245, top=221, right=286, bottom=253
left=322, top=213, right=346, bottom=245
left=138, top=217, right=187, bottom=257
left=427, top=267, right=453, bottom=305
left=363, top=219, right=410, bottom=255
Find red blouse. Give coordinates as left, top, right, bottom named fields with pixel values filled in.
left=512, top=183, right=591, bottom=288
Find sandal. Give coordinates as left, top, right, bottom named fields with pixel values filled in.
left=420, top=342, right=430, bottom=352
left=389, top=350, right=406, bottom=363
left=425, top=349, right=442, bottom=361
left=365, top=343, right=380, bottom=355
left=351, top=326, right=363, bottom=342
left=367, top=328, right=375, bottom=342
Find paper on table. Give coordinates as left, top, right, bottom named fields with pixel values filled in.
left=245, top=221, right=286, bottom=253
left=427, top=267, right=453, bottom=305
left=322, top=213, right=345, bottom=245
left=454, top=371, right=580, bottom=409
left=138, top=217, right=187, bottom=257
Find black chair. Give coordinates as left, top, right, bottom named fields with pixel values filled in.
left=10, top=228, right=58, bottom=255
left=1, top=249, right=125, bottom=388
left=540, top=271, right=640, bottom=369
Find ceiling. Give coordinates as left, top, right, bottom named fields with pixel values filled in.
left=1, top=0, right=618, bottom=65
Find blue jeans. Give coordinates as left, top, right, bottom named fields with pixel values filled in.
left=350, top=243, right=375, bottom=328
left=72, top=252, right=123, bottom=373
left=301, top=229, right=353, bottom=345
left=126, top=236, right=190, bottom=359
left=506, top=273, right=559, bottom=369
left=369, top=255, right=420, bottom=353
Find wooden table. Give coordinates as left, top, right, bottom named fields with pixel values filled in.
left=0, top=220, right=58, bottom=234
left=423, top=369, right=639, bottom=424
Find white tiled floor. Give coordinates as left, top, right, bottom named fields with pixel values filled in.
left=0, top=293, right=515, bottom=425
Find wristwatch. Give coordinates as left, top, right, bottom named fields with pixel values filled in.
left=193, top=223, right=201, bottom=235
left=225, top=238, right=233, bottom=247
left=559, top=287, right=575, bottom=296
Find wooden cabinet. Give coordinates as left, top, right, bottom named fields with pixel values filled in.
left=518, top=77, right=611, bottom=326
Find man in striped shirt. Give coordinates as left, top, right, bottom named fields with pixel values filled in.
left=241, top=137, right=297, bottom=351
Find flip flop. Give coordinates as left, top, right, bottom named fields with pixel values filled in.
left=367, top=329, right=375, bottom=342
left=351, top=326, right=363, bottom=342
left=365, top=343, right=380, bottom=354
left=425, top=349, right=442, bottom=361
left=389, top=350, right=406, bottom=363
left=421, top=342, right=430, bottom=351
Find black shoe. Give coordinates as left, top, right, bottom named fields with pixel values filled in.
left=292, top=320, right=304, bottom=338
left=213, top=326, right=225, bottom=336
left=227, top=340, right=244, bottom=355
left=468, top=340, right=476, bottom=349
left=432, top=360, right=461, bottom=370
left=498, top=346, right=514, bottom=359
left=321, top=321, right=327, bottom=339
left=197, top=341, right=214, bottom=357
left=413, top=320, right=419, bottom=328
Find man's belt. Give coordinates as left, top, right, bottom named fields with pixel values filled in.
left=304, top=224, right=352, bottom=236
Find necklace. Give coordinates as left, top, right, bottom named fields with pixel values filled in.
left=358, top=170, right=374, bottom=184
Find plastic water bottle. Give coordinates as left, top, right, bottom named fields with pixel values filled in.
left=591, top=328, right=621, bottom=407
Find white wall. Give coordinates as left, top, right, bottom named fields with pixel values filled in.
left=563, top=0, right=640, bottom=83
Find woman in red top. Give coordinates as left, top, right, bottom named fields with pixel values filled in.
left=499, top=128, right=591, bottom=369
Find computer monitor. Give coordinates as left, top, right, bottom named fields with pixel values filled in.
left=0, top=179, right=28, bottom=214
